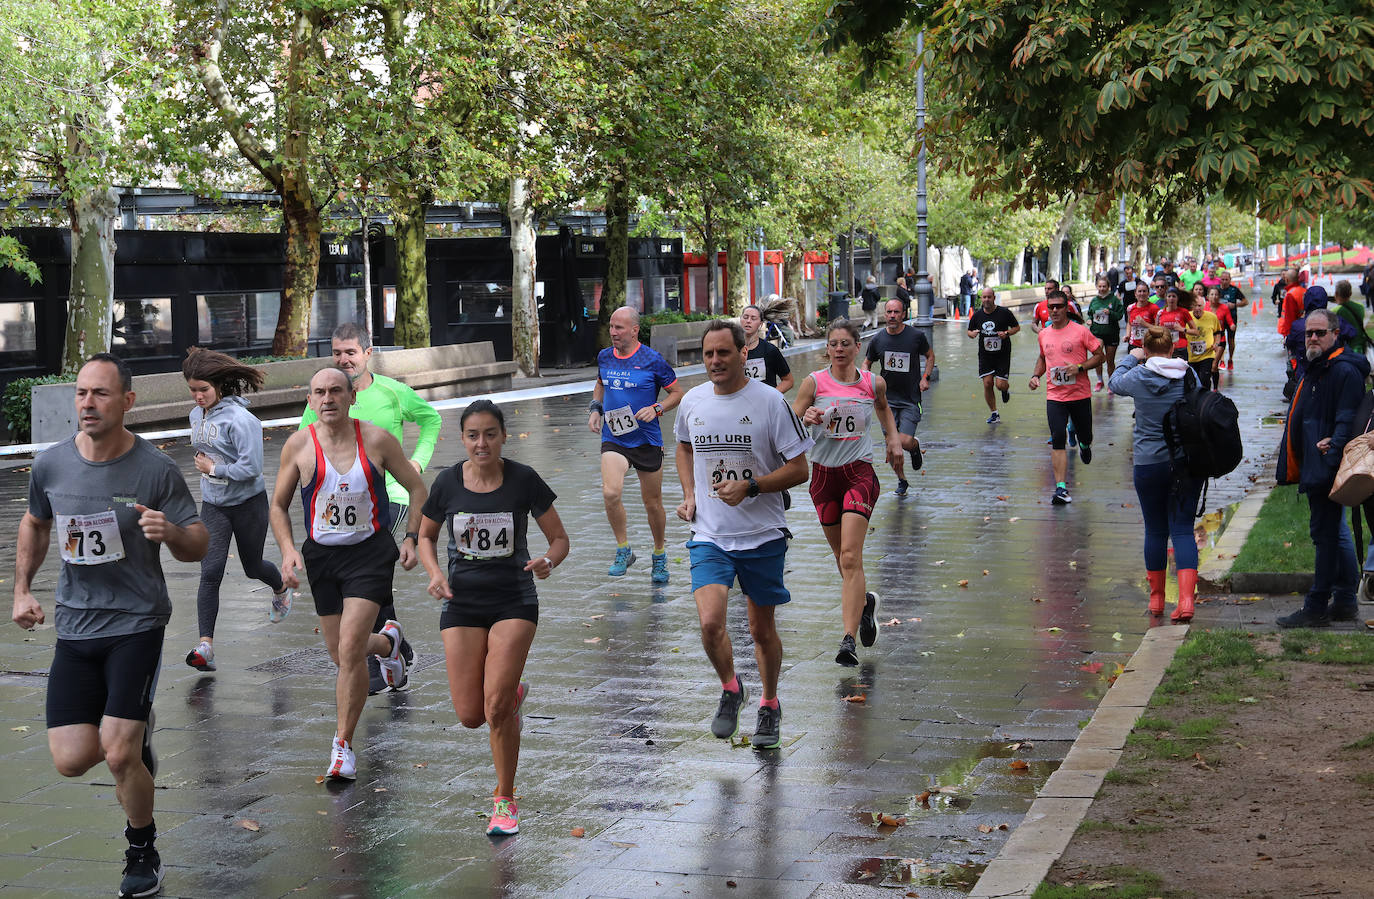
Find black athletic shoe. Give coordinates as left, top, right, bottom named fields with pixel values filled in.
left=1052, top=485, right=1072, bottom=505
left=1068, top=429, right=1078, bottom=448
left=893, top=480, right=909, bottom=497
left=1001, top=387, right=1010, bottom=403
left=141, top=709, right=157, bottom=778
left=1079, top=443, right=1092, bottom=465
left=859, top=592, right=880, bottom=647
left=119, top=846, right=165, bottom=898
left=1331, top=605, right=1359, bottom=622
left=835, top=634, right=858, bottom=667
left=367, top=654, right=386, bottom=696
left=753, top=702, right=782, bottom=750
left=1276, top=608, right=1330, bottom=629
left=910, top=440, right=923, bottom=472
left=710, top=680, right=748, bottom=739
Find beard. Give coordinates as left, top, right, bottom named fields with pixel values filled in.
left=1306, top=344, right=1324, bottom=362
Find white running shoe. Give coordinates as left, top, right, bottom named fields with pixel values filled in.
left=377, top=620, right=407, bottom=689
left=326, top=736, right=356, bottom=781
left=269, top=586, right=292, bottom=623
left=185, top=641, right=215, bottom=672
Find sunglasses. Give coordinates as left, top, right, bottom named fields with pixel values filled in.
left=1047, top=303, right=1067, bottom=310
left=1305, top=329, right=1330, bottom=339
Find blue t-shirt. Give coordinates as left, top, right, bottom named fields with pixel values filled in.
left=598, top=344, right=677, bottom=448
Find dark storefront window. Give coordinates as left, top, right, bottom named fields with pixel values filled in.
left=448, top=281, right=512, bottom=324
left=311, top=288, right=364, bottom=339
left=0, top=301, right=38, bottom=365
left=112, top=297, right=174, bottom=358
left=196, top=291, right=280, bottom=350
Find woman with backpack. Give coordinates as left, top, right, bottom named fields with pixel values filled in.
left=1108, top=325, right=1203, bottom=622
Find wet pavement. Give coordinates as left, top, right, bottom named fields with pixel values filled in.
left=0, top=307, right=1294, bottom=897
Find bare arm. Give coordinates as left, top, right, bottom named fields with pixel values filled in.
left=776, top=371, right=795, bottom=394
left=872, top=377, right=905, bottom=472
left=12, top=513, right=51, bottom=628
left=921, top=347, right=935, bottom=391
left=675, top=441, right=696, bottom=522
left=419, top=513, right=450, bottom=599
left=759, top=452, right=809, bottom=493
left=1029, top=349, right=1047, bottom=389
left=587, top=378, right=605, bottom=432
left=792, top=375, right=822, bottom=425
left=368, top=426, right=428, bottom=570
left=134, top=506, right=209, bottom=563
left=524, top=506, right=570, bottom=580
left=269, top=435, right=305, bottom=588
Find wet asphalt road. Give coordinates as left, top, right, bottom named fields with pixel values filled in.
left=0, top=307, right=1291, bottom=897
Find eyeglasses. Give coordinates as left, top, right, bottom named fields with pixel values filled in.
left=1305, top=329, right=1330, bottom=339
left=1047, top=303, right=1067, bottom=310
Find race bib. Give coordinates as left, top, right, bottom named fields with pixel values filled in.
left=315, top=489, right=372, bottom=535
left=884, top=351, right=911, bottom=372
left=452, top=511, right=515, bottom=559
left=824, top=401, right=867, bottom=438
left=983, top=336, right=1003, bottom=352
left=744, top=358, right=767, bottom=381
left=707, top=449, right=756, bottom=499
left=1049, top=366, right=1078, bottom=386
left=605, top=404, right=639, bottom=437
left=1093, top=310, right=1110, bottom=325
left=1130, top=323, right=1147, bottom=342
left=1189, top=339, right=1207, bottom=356
left=58, top=509, right=126, bottom=565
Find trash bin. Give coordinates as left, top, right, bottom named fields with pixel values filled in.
left=826, top=291, right=850, bottom=322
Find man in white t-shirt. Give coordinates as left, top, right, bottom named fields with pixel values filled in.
left=675, top=321, right=812, bottom=751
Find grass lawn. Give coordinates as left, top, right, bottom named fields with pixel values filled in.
left=1230, top=483, right=1316, bottom=573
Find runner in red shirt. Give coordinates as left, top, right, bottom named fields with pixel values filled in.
left=1206, top=286, right=1235, bottom=390
left=1125, top=282, right=1160, bottom=349
left=1156, top=287, right=1194, bottom=359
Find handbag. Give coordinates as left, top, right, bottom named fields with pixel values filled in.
left=1330, top=418, right=1374, bottom=506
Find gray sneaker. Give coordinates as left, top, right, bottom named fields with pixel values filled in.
left=753, top=701, right=781, bottom=750
left=710, top=680, right=748, bottom=739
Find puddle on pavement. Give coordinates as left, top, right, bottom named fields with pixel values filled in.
left=1195, top=499, right=1241, bottom=551
left=848, top=856, right=986, bottom=891
left=1260, top=415, right=1285, bottom=426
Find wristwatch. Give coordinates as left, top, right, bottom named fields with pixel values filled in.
left=588, top=400, right=603, bottom=413
left=404, top=531, right=419, bottom=543
left=746, top=476, right=760, bottom=498
left=653, top=402, right=664, bottom=417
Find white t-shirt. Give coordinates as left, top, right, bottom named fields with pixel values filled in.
left=675, top=379, right=814, bottom=551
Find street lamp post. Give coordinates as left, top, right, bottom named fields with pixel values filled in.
left=1117, top=196, right=1127, bottom=266
left=912, top=31, right=934, bottom=329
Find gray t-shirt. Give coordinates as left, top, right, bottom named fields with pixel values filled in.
left=28, top=435, right=200, bottom=639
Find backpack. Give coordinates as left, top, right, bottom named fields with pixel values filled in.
left=1163, top=368, right=1244, bottom=480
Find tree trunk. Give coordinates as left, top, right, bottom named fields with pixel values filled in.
left=726, top=231, right=748, bottom=314
left=783, top=250, right=810, bottom=332
left=1077, top=236, right=1091, bottom=282
left=62, top=185, right=119, bottom=374
left=509, top=174, right=539, bottom=377
left=1011, top=247, right=1026, bottom=285
left=869, top=231, right=882, bottom=282
left=1047, top=199, right=1078, bottom=281
left=390, top=191, right=431, bottom=348
left=275, top=177, right=320, bottom=357
left=598, top=172, right=629, bottom=349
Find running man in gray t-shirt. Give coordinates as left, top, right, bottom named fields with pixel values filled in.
left=13, top=354, right=207, bottom=899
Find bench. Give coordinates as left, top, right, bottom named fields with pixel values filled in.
left=30, top=342, right=518, bottom=444
left=649, top=320, right=714, bottom=366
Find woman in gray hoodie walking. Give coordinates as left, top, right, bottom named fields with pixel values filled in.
left=183, top=349, right=291, bottom=671
left=1108, top=326, right=1203, bottom=621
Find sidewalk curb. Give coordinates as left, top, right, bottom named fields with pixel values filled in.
left=1197, top=488, right=1268, bottom=591
left=968, top=624, right=1191, bottom=899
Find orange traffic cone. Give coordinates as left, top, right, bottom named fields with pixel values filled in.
left=952, top=304, right=961, bottom=321
left=1251, top=302, right=1259, bottom=318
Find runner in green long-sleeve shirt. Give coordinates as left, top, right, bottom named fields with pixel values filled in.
left=299, top=322, right=441, bottom=693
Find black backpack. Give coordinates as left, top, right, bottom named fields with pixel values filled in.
left=1163, top=368, right=1244, bottom=481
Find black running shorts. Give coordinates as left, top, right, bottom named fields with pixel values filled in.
left=302, top=529, right=399, bottom=616
left=47, top=627, right=164, bottom=728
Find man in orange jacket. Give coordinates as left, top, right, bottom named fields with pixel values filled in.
left=1277, top=267, right=1306, bottom=337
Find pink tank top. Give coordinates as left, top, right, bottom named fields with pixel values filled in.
left=808, top=368, right=876, bottom=468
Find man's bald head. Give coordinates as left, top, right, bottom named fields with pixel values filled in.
left=311, top=366, right=354, bottom=393
left=608, top=305, right=641, bottom=353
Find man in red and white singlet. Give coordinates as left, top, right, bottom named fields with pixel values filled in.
left=269, top=367, right=427, bottom=782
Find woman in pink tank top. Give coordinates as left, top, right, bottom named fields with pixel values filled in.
left=792, top=319, right=904, bottom=668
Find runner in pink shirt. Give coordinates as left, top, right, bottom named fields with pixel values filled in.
left=1029, top=290, right=1106, bottom=506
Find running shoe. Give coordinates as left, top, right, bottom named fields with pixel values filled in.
left=893, top=479, right=909, bottom=497
left=910, top=440, right=923, bottom=472
left=1331, top=604, right=1359, bottom=622
left=326, top=736, right=356, bottom=780
left=377, top=620, right=407, bottom=689
left=366, top=655, right=386, bottom=696
left=388, top=636, right=413, bottom=691
left=1094, top=380, right=1105, bottom=392
left=1001, top=387, right=1011, bottom=403
left=185, top=640, right=215, bottom=672
left=488, top=796, right=519, bottom=836
left=1079, top=443, right=1092, bottom=465
left=269, top=585, right=292, bottom=623
left=710, top=679, right=748, bottom=739
left=1052, top=485, right=1072, bottom=505
left=650, top=551, right=670, bottom=585
left=1067, top=429, right=1078, bottom=448
left=608, top=546, right=636, bottom=577
left=1276, top=608, right=1330, bottom=629
left=753, top=702, right=782, bottom=750
left=118, top=845, right=164, bottom=898
left=141, top=709, right=157, bottom=778
left=986, top=411, right=1000, bottom=424
left=859, top=592, right=880, bottom=647
left=835, top=634, right=859, bottom=667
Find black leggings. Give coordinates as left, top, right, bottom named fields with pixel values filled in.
left=197, top=493, right=282, bottom=637
left=1046, top=398, right=1093, bottom=450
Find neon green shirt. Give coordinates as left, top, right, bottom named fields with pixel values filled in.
left=1179, top=269, right=1205, bottom=292
left=299, top=371, right=441, bottom=505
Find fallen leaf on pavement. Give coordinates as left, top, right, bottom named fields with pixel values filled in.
left=236, top=819, right=260, bottom=832
left=413, top=762, right=428, bottom=768
left=1079, top=662, right=1104, bottom=674
left=978, top=824, right=994, bottom=833
left=1044, top=627, right=1062, bottom=633
left=916, top=790, right=931, bottom=808
left=584, top=637, right=601, bottom=644
left=610, top=841, right=637, bottom=848
left=877, top=813, right=907, bottom=827
left=1009, top=759, right=1030, bottom=771
left=843, top=694, right=867, bottom=703
left=934, top=559, right=946, bottom=565
left=883, top=617, right=902, bottom=626
left=10, top=726, right=28, bottom=732
left=589, top=614, right=604, bottom=619
left=958, top=579, right=970, bottom=587
left=570, top=827, right=585, bottom=838
left=1009, top=516, right=1020, bottom=522
left=314, top=776, right=327, bottom=784
left=982, top=569, right=990, bottom=576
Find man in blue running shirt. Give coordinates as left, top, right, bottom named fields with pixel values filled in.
left=587, top=307, right=685, bottom=584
